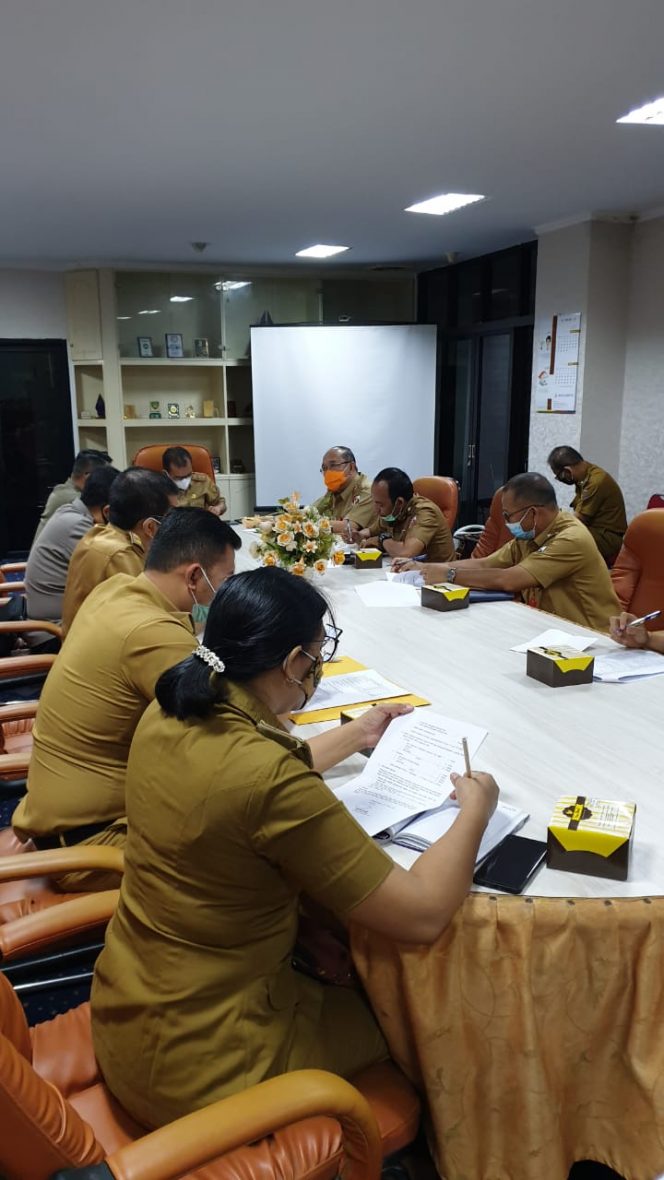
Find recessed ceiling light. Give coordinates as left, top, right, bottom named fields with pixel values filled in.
left=405, top=193, right=485, bottom=216
left=296, top=244, right=350, bottom=259
left=170, top=295, right=193, bottom=303
left=215, top=280, right=252, bottom=291
left=137, top=309, right=160, bottom=315
left=116, top=316, right=131, bottom=321
left=617, top=96, right=664, bottom=124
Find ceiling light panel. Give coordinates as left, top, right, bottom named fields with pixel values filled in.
left=405, top=193, right=485, bottom=216
left=170, top=295, right=193, bottom=302
left=296, top=244, right=350, bottom=258
left=617, top=97, right=664, bottom=125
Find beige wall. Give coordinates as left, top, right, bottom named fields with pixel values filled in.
left=0, top=269, right=67, bottom=337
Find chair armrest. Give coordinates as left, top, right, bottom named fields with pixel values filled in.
left=0, top=563, right=27, bottom=574
left=0, top=846, right=124, bottom=881
left=0, top=653, right=56, bottom=677
left=104, top=1069, right=381, bottom=1180
left=0, top=889, right=119, bottom=960
left=0, top=581, right=25, bottom=594
left=0, top=701, right=39, bottom=723
left=0, top=752, right=30, bottom=776
left=0, top=619, right=62, bottom=638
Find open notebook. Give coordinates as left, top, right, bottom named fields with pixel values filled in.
left=375, top=797, right=528, bottom=862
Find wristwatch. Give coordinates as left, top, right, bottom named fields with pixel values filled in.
left=446, top=567, right=457, bottom=583
left=378, top=532, right=391, bottom=550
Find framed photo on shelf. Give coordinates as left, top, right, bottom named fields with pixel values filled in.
left=137, top=336, right=153, bottom=358
left=165, top=333, right=184, bottom=359
left=211, top=455, right=222, bottom=474
left=194, top=337, right=210, bottom=358
left=167, top=402, right=180, bottom=419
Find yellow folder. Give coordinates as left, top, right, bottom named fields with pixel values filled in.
left=289, top=655, right=430, bottom=724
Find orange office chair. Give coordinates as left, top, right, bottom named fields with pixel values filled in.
left=412, top=476, right=459, bottom=531
left=133, top=443, right=215, bottom=481
left=0, top=962, right=420, bottom=1180
left=610, top=509, right=664, bottom=628
left=469, top=486, right=512, bottom=559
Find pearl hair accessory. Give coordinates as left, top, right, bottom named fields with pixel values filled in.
left=194, top=645, right=226, bottom=675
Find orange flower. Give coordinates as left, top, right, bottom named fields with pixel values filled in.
left=332, top=550, right=345, bottom=565
left=303, top=521, right=319, bottom=539
left=263, top=553, right=277, bottom=567
left=314, top=559, right=327, bottom=574
left=291, top=561, right=306, bottom=576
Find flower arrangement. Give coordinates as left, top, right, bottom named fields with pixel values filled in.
left=250, top=492, right=345, bottom=576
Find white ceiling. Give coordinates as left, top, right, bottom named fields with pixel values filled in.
left=2, top=0, right=664, bottom=271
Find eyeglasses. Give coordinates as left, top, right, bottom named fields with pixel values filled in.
left=501, top=504, right=536, bottom=523
left=320, top=461, right=350, bottom=473
left=319, top=624, right=343, bottom=662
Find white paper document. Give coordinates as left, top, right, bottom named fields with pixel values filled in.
left=294, top=668, right=406, bottom=713
left=592, top=648, right=664, bottom=682
left=386, top=570, right=425, bottom=587
left=335, top=710, right=488, bottom=836
left=354, top=581, right=421, bottom=608
left=511, top=628, right=597, bottom=654
left=388, top=798, right=528, bottom=861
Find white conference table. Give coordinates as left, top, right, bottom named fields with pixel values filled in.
left=236, top=530, right=664, bottom=1180
left=235, top=529, right=664, bottom=899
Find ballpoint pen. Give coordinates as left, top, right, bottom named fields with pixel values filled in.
left=462, top=737, right=472, bottom=777
left=627, top=610, right=661, bottom=628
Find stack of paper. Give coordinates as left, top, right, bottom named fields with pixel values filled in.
left=592, top=648, right=664, bottom=682
left=386, top=798, right=528, bottom=860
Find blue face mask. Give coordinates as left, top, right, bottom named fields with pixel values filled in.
left=191, top=568, right=217, bottom=627
left=506, top=508, right=536, bottom=541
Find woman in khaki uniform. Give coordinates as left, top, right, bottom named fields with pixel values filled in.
left=92, top=568, right=498, bottom=1128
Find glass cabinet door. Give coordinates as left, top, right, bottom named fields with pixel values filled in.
left=115, top=273, right=222, bottom=359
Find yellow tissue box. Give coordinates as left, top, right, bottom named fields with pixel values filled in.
left=421, top=583, right=470, bottom=612
left=354, top=550, right=383, bottom=568
left=527, top=645, right=594, bottom=687
left=547, top=796, right=636, bottom=881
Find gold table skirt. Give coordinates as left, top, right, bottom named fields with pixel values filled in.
left=351, top=893, right=664, bottom=1180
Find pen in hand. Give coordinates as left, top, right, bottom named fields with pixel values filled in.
left=462, top=737, right=472, bottom=778
left=627, top=610, right=661, bottom=629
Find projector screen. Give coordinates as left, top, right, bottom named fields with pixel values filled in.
left=251, top=324, right=437, bottom=506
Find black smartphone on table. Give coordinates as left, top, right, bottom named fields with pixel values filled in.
left=473, top=834, right=547, bottom=894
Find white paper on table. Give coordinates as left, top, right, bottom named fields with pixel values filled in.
left=335, top=710, right=488, bottom=836
left=293, top=668, right=406, bottom=714
left=511, top=628, right=597, bottom=654
left=393, top=798, right=528, bottom=860
left=592, top=648, right=664, bottom=682
left=386, top=570, right=425, bottom=587
left=355, top=582, right=421, bottom=608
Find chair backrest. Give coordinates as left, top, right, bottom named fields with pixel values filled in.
left=0, top=973, right=104, bottom=1179
left=469, top=486, right=512, bottom=560
left=610, top=510, right=664, bottom=626
left=412, top=477, right=459, bottom=530
left=647, top=493, right=664, bottom=510
left=133, top=444, right=215, bottom=482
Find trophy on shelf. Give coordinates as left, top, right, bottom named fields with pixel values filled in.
left=149, top=400, right=162, bottom=419
left=184, top=404, right=196, bottom=419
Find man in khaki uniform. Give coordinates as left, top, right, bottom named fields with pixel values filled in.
left=359, top=466, right=455, bottom=563
left=13, top=509, right=241, bottom=889
left=398, top=472, right=619, bottom=632
left=31, top=448, right=113, bottom=546
left=162, top=445, right=226, bottom=515
left=312, top=446, right=376, bottom=537
left=61, top=467, right=177, bottom=632
left=548, top=446, right=627, bottom=563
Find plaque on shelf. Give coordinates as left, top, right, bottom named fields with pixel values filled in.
left=231, top=459, right=246, bottom=474
left=194, top=337, right=210, bottom=358
left=80, top=410, right=92, bottom=419
left=165, top=333, right=184, bottom=359
left=123, top=404, right=137, bottom=419
left=211, top=455, right=222, bottom=474
left=184, top=405, right=196, bottom=419
left=203, top=399, right=215, bottom=418
left=149, top=400, right=162, bottom=419
left=137, top=336, right=153, bottom=358
left=167, top=402, right=180, bottom=418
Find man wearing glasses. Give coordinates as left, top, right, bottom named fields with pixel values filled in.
left=396, top=472, right=620, bottom=632
left=312, top=446, right=376, bottom=540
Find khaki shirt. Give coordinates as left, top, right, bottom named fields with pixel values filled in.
left=483, top=511, right=620, bottom=631
left=570, top=463, right=627, bottom=562
left=176, top=472, right=223, bottom=511
left=384, top=494, right=455, bottom=563
left=312, top=472, right=376, bottom=530
left=91, top=681, right=392, bottom=1126
left=61, top=523, right=145, bottom=633
left=32, top=477, right=79, bottom=545
left=13, top=573, right=196, bottom=840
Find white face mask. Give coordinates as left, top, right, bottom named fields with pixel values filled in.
left=174, top=475, right=192, bottom=491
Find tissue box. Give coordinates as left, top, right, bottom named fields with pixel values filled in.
left=547, top=796, right=636, bottom=880
left=354, top=549, right=383, bottom=569
left=421, top=583, right=470, bottom=612
left=526, top=645, right=594, bottom=687
left=340, top=705, right=374, bottom=757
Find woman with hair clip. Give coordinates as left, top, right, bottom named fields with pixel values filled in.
left=91, top=567, right=498, bottom=1129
